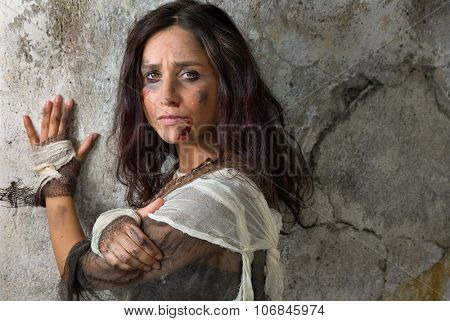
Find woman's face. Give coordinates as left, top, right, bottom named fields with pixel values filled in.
left=140, top=25, right=219, bottom=144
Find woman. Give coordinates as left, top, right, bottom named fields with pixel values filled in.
left=3, top=0, right=313, bottom=300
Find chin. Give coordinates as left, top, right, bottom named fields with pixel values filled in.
left=158, top=126, right=193, bottom=144
left=160, top=136, right=179, bottom=144
left=159, top=131, right=190, bottom=144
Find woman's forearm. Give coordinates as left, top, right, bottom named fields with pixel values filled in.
left=21, top=95, right=98, bottom=277
left=45, top=196, right=85, bottom=277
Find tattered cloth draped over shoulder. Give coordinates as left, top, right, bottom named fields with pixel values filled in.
left=87, top=168, right=284, bottom=301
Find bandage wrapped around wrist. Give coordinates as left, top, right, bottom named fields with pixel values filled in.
left=36, top=155, right=81, bottom=207
left=0, top=136, right=81, bottom=208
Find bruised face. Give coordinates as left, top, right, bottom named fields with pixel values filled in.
left=140, top=25, right=219, bottom=144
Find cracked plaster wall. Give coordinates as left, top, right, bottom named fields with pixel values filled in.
left=0, top=0, right=448, bottom=300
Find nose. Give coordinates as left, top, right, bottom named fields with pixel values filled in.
left=159, top=79, right=179, bottom=107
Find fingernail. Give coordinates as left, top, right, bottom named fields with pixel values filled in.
left=155, top=253, right=163, bottom=260
left=152, top=262, right=161, bottom=270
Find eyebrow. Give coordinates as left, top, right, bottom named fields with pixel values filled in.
left=141, top=61, right=205, bottom=71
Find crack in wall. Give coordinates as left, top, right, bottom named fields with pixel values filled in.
left=396, top=235, right=450, bottom=252
left=318, top=185, right=383, bottom=240
left=422, top=65, right=450, bottom=120
left=335, top=219, right=383, bottom=240
left=318, top=187, right=449, bottom=300
left=379, top=234, right=448, bottom=299
left=305, top=220, right=387, bottom=300
left=378, top=245, right=388, bottom=300
left=383, top=249, right=449, bottom=300
left=309, top=74, right=383, bottom=172
left=304, top=62, right=449, bottom=298
left=319, top=189, right=448, bottom=299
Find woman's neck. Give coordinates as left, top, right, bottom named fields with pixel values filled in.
left=175, top=140, right=219, bottom=173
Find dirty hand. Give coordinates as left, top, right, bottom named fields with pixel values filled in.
left=23, top=94, right=99, bottom=159
left=99, top=197, right=165, bottom=272
left=22, top=94, right=99, bottom=206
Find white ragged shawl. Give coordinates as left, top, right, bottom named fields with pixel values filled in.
left=92, top=168, right=284, bottom=301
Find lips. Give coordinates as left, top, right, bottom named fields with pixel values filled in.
left=157, top=115, right=189, bottom=126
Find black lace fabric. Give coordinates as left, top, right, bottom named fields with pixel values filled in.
left=65, top=217, right=267, bottom=300
left=0, top=133, right=80, bottom=208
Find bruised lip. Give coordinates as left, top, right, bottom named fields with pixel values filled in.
left=157, top=115, right=189, bottom=125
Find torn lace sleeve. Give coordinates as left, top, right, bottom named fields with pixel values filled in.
left=66, top=218, right=244, bottom=300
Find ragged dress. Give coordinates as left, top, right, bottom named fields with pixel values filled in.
left=65, top=165, right=284, bottom=301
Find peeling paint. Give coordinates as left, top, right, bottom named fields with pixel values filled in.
left=385, top=253, right=449, bottom=300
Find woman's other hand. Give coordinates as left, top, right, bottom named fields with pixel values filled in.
left=99, top=198, right=165, bottom=272
left=22, top=94, right=99, bottom=159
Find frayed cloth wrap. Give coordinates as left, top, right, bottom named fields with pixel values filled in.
left=90, top=168, right=284, bottom=301
left=91, top=208, right=141, bottom=257
left=32, top=140, right=77, bottom=189
left=0, top=140, right=77, bottom=207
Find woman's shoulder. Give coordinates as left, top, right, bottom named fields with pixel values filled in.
left=165, top=167, right=266, bottom=208
left=196, top=167, right=261, bottom=194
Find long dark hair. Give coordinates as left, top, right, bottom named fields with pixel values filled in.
left=109, top=0, right=314, bottom=226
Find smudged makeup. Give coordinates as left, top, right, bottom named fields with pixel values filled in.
left=139, top=25, right=219, bottom=145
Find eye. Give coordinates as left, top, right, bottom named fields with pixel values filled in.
left=145, top=71, right=160, bottom=82
left=183, top=71, right=199, bottom=81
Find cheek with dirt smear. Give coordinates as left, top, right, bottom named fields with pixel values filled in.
left=198, top=90, right=208, bottom=104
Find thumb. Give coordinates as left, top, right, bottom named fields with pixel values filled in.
left=76, top=132, right=100, bottom=160
left=136, top=197, right=165, bottom=219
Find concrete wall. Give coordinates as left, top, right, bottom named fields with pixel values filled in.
left=0, top=0, right=448, bottom=300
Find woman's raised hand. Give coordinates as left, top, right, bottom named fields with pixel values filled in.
left=22, top=94, right=99, bottom=159
left=99, top=198, right=165, bottom=272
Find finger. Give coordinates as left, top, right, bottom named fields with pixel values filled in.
left=117, top=236, right=155, bottom=271
left=136, top=197, right=165, bottom=219
left=23, top=115, right=40, bottom=146
left=102, top=249, right=135, bottom=271
left=58, top=98, right=73, bottom=137
left=117, top=235, right=161, bottom=269
left=127, top=224, right=163, bottom=262
left=40, top=101, right=53, bottom=142
left=108, top=241, right=149, bottom=271
left=48, top=94, right=62, bottom=138
left=75, top=132, right=100, bottom=160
